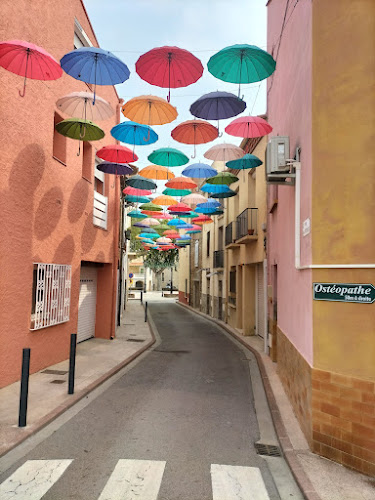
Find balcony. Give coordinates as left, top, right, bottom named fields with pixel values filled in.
left=213, top=250, right=224, bottom=268
left=236, top=208, right=258, bottom=244
left=225, top=222, right=240, bottom=249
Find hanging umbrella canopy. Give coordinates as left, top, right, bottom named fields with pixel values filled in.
left=97, top=162, right=133, bottom=176
left=163, top=187, right=191, bottom=197
left=211, top=208, right=225, bottom=215
left=128, top=210, right=147, bottom=219
left=0, top=40, right=62, bottom=97
left=60, top=47, right=130, bottom=103
left=197, top=199, right=222, bottom=208
left=139, top=227, right=158, bottom=234
left=204, top=142, right=244, bottom=162
left=136, top=46, right=203, bottom=102
left=190, top=91, right=246, bottom=121
left=156, top=237, right=172, bottom=244
left=138, top=232, right=159, bottom=239
left=167, top=218, right=188, bottom=227
left=182, top=163, right=217, bottom=179
left=123, top=186, right=152, bottom=196
left=55, top=118, right=104, bottom=141
left=148, top=147, right=189, bottom=167
left=152, top=195, right=178, bottom=206
left=164, top=229, right=180, bottom=237
left=165, top=176, right=197, bottom=190
left=139, top=202, right=163, bottom=211
left=192, top=215, right=213, bottom=225
left=226, top=153, right=263, bottom=170
left=133, top=221, right=148, bottom=228
left=178, top=235, right=191, bottom=240
left=201, top=183, right=231, bottom=194
left=177, top=212, right=198, bottom=219
left=206, top=172, right=239, bottom=185
left=195, top=206, right=219, bottom=214
left=139, top=165, right=175, bottom=181
left=140, top=218, right=160, bottom=227
left=126, top=175, right=157, bottom=190
left=207, top=44, right=276, bottom=96
left=125, top=195, right=150, bottom=204
left=122, top=95, right=177, bottom=125
left=111, top=121, right=158, bottom=148
left=181, top=193, right=207, bottom=205
left=171, top=119, right=218, bottom=159
left=210, top=189, right=237, bottom=199
left=225, top=116, right=272, bottom=138
left=167, top=202, right=191, bottom=212
left=97, top=145, right=138, bottom=163
left=152, top=212, right=173, bottom=220
left=56, top=92, right=114, bottom=121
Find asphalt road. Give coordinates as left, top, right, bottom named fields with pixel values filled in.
left=0, top=302, right=301, bottom=499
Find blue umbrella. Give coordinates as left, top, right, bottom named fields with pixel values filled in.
left=201, top=183, right=231, bottom=194
left=60, top=47, right=130, bottom=104
left=179, top=235, right=191, bottom=240
left=125, top=195, right=151, bottom=204
left=226, top=153, right=263, bottom=170
left=195, top=206, right=219, bottom=214
left=190, top=91, right=246, bottom=134
left=210, top=189, right=237, bottom=199
left=167, top=218, right=188, bottom=227
left=97, top=162, right=133, bottom=176
left=196, top=199, right=222, bottom=208
left=111, top=121, right=158, bottom=159
left=181, top=223, right=194, bottom=229
left=182, top=162, right=217, bottom=178
left=139, top=227, right=158, bottom=234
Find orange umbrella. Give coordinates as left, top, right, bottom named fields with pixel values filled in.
left=192, top=215, right=213, bottom=225
left=165, top=176, right=197, bottom=190
left=153, top=194, right=178, bottom=206
left=122, top=95, right=177, bottom=125
left=139, top=164, right=175, bottom=181
left=171, top=119, right=218, bottom=158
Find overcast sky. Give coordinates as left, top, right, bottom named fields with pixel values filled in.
left=84, top=0, right=268, bottom=191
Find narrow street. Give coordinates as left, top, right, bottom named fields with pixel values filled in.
left=0, top=301, right=301, bottom=499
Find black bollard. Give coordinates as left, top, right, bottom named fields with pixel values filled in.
left=144, top=301, right=148, bottom=322
left=68, top=334, right=77, bottom=395
left=18, top=348, right=30, bottom=427
left=140, top=290, right=143, bottom=304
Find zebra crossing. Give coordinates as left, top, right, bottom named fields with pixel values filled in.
left=1, top=459, right=271, bottom=499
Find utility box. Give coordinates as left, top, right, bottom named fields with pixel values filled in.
left=266, top=136, right=290, bottom=174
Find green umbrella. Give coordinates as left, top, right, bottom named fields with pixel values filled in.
left=155, top=223, right=169, bottom=232
left=148, top=147, right=189, bottom=167
left=126, top=175, right=157, bottom=190
left=226, top=154, right=263, bottom=170
left=208, top=44, right=276, bottom=97
left=163, top=188, right=191, bottom=197
left=206, top=172, right=239, bottom=185
left=139, top=202, right=163, bottom=211
left=55, top=117, right=104, bottom=141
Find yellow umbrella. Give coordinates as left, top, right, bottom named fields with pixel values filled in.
left=122, top=95, right=178, bottom=125
left=139, top=164, right=175, bottom=181
left=153, top=195, right=178, bottom=206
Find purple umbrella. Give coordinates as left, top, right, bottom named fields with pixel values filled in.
left=97, top=162, right=133, bottom=175
left=190, top=91, right=246, bottom=135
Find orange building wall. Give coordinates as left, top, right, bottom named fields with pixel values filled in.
left=0, top=0, right=121, bottom=387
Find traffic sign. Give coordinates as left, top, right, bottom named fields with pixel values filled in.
left=129, top=273, right=134, bottom=278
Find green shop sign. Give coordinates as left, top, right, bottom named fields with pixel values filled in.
left=313, top=283, right=375, bottom=304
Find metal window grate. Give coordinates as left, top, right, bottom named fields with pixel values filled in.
left=254, top=443, right=282, bottom=457
left=31, top=263, right=71, bottom=331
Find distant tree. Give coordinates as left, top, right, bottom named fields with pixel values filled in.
left=144, top=249, right=179, bottom=274
left=129, top=224, right=144, bottom=253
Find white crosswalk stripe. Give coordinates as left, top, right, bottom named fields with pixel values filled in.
left=211, top=464, right=271, bottom=500
left=0, top=459, right=73, bottom=500
left=98, top=459, right=166, bottom=500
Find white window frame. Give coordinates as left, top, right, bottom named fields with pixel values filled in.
left=194, top=240, right=199, bottom=267
left=93, top=159, right=108, bottom=230
left=31, top=263, right=71, bottom=331
left=74, top=18, right=93, bottom=48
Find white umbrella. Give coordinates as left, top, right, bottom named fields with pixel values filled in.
left=204, top=142, right=244, bottom=162
left=156, top=237, right=172, bottom=244
left=181, top=193, right=207, bottom=205
left=56, top=91, right=114, bottom=121
left=140, top=218, right=160, bottom=227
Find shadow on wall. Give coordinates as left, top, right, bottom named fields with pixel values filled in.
left=68, top=180, right=89, bottom=224
left=81, top=210, right=97, bottom=254
left=53, top=235, right=75, bottom=264
left=34, top=186, right=64, bottom=240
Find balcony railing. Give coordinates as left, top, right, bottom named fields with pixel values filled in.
left=213, top=250, right=224, bottom=268
left=225, top=222, right=236, bottom=246
left=236, top=208, right=258, bottom=240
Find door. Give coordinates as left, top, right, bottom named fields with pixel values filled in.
left=256, top=263, right=265, bottom=338
left=77, top=266, right=97, bottom=343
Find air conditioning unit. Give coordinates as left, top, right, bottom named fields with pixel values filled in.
left=266, top=136, right=290, bottom=174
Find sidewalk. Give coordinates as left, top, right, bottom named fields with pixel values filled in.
left=0, top=301, right=154, bottom=457
left=177, top=302, right=375, bottom=500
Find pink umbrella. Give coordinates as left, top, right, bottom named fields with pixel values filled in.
left=123, top=186, right=152, bottom=196
left=225, top=116, right=272, bottom=138
left=0, top=40, right=62, bottom=97
left=98, top=145, right=138, bottom=163
left=167, top=202, right=191, bottom=212
left=204, top=143, right=244, bottom=162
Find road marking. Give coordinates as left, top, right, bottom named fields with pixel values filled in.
left=211, top=464, right=271, bottom=500
left=0, top=459, right=73, bottom=499
left=98, top=459, right=166, bottom=500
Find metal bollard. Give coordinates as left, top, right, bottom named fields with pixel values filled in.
left=145, top=301, right=148, bottom=322
left=140, top=290, right=143, bottom=304
left=68, top=333, right=77, bottom=395
left=19, top=348, right=31, bottom=427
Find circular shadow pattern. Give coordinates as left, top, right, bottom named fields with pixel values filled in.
left=34, top=187, right=64, bottom=240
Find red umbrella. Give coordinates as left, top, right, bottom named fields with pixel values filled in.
left=167, top=202, right=191, bottom=212
left=192, top=215, right=213, bottom=225
left=165, top=176, right=197, bottom=190
left=136, top=46, right=203, bottom=102
left=225, top=116, right=272, bottom=138
left=123, top=186, right=152, bottom=196
left=171, top=119, right=218, bottom=159
left=0, top=40, right=62, bottom=97
left=97, top=145, right=138, bottom=163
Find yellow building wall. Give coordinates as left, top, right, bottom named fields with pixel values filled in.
left=312, top=0, right=375, bottom=380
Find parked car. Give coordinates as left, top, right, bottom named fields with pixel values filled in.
left=163, top=282, right=178, bottom=291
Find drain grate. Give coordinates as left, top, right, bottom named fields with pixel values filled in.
left=126, top=338, right=145, bottom=343
left=42, top=369, right=68, bottom=375
left=255, top=443, right=282, bottom=457
left=50, top=379, right=65, bottom=384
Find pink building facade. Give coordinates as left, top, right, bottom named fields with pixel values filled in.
left=0, top=0, right=122, bottom=387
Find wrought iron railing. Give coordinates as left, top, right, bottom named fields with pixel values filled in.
left=225, top=222, right=236, bottom=246
left=236, top=208, right=258, bottom=240
left=213, top=250, right=224, bottom=268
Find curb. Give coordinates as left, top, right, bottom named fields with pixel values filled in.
left=177, top=301, right=321, bottom=500
left=0, top=324, right=156, bottom=459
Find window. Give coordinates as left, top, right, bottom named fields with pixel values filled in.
left=162, top=272, right=164, bottom=280
left=31, top=263, right=71, bottom=330
left=82, top=142, right=93, bottom=181
left=74, top=19, right=93, bottom=49
left=53, top=113, right=67, bottom=164
left=194, top=240, right=199, bottom=267
left=94, top=161, right=105, bottom=195
left=207, top=231, right=210, bottom=257
left=229, top=269, right=236, bottom=294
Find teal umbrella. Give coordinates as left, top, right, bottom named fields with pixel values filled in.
left=125, top=195, right=150, bottom=204
left=163, top=188, right=191, bottom=197
left=126, top=175, right=156, bottom=190
left=226, top=154, right=263, bottom=170
left=208, top=44, right=276, bottom=97
left=128, top=210, right=147, bottom=219
left=210, top=189, right=237, bottom=199
left=206, top=172, right=239, bottom=185
left=148, top=147, right=189, bottom=167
